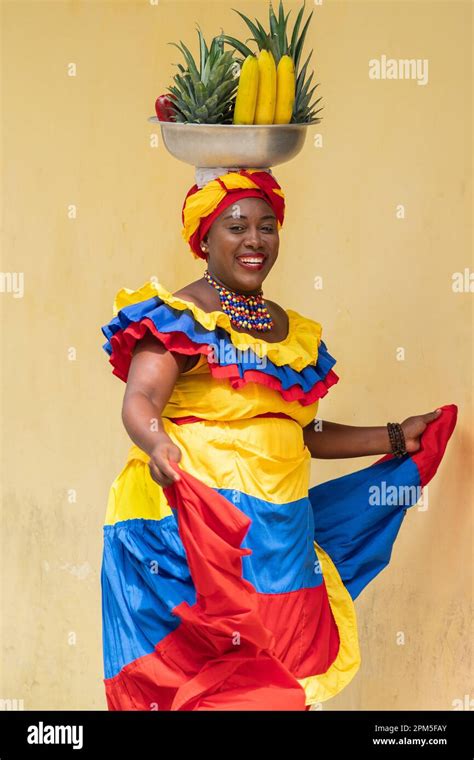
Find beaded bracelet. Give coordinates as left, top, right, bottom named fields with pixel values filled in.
left=387, top=422, right=406, bottom=456
left=387, top=422, right=407, bottom=458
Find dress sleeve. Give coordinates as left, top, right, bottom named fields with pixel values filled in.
left=101, top=293, right=215, bottom=382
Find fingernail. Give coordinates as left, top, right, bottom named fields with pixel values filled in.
left=436, top=408, right=442, bottom=413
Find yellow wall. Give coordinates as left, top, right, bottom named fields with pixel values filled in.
left=1, top=0, right=471, bottom=710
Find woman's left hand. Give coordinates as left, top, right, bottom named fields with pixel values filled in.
left=400, top=409, right=442, bottom=453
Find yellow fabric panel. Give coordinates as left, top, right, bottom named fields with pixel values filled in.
left=112, top=279, right=324, bottom=373
left=164, top=358, right=320, bottom=427
left=104, top=416, right=312, bottom=525
left=104, top=455, right=173, bottom=526
left=297, top=542, right=361, bottom=705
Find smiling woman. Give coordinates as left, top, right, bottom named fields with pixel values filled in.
left=213, top=202, right=278, bottom=271
left=99, top=168, right=457, bottom=711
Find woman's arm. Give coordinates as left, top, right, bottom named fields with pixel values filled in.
left=303, top=410, right=442, bottom=459
left=303, top=420, right=391, bottom=459
left=121, top=333, right=188, bottom=484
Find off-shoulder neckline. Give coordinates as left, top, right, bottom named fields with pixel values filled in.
left=169, top=288, right=294, bottom=346
left=118, top=280, right=296, bottom=346
left=112, top=279, right=323, bottom=371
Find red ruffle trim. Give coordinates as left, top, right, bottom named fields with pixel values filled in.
left=108, top=318, right=340, bottom=407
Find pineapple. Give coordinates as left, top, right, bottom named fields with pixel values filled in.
left=221, top=0, right=323, bottom=124
left=167, top=26, right=240, bottom=124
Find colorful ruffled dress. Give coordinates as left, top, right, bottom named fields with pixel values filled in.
left=100, top=279, right=457, bottom=711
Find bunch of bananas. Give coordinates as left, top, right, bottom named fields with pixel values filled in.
left=233, top=50, right=295, bottom=125
left=224, top=0, right=323, bottom=125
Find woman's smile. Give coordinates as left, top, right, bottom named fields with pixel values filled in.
left=235, top=253, right=267, bottom=272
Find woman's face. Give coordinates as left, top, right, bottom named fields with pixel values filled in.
left=202, top=197, right=280, bottom=294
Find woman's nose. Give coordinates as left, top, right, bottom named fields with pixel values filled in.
left=244, top=228, right=263, bottom=247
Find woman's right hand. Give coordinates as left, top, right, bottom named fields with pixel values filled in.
left=148, top=433, right=182, bottom=487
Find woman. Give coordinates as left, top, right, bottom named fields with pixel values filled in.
left=100, top=168, right=457, bottom=711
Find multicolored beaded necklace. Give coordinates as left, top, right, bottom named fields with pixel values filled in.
left=203, top=268, right=274, bottom=332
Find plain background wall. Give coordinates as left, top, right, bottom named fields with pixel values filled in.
left=1, top=0, right=471, bottom=710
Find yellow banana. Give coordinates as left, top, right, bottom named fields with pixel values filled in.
left=254, top=49, right=277, bottom=125
left=274, top=54, right=296, bottom=124
left=233, top=55, right=259, bottom=125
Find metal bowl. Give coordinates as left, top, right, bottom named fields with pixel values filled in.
left=147, top=117, right=317, bottom=168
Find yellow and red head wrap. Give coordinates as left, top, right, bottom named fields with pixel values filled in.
left=181, top=168, right=286, bottom=260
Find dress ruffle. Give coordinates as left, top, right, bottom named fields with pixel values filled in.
left=101, top=281, right=340, bottom=407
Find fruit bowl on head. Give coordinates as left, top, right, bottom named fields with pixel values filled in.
left=147, top=117, right=319, bottom=168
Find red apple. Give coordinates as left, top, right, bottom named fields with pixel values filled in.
left=155, top=93, right=178, bottom=121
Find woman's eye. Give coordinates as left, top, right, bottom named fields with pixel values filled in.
left=229, top=226, right=275, bottom=233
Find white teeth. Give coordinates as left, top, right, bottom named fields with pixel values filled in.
left=239, top=258, right=264, bottom=263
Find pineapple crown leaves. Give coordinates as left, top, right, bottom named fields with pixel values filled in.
left=288, top=0, right=313, bottom=73
left=166, top=24, right=239, bottom=123
left=294, top=49, right=323, bottom=120
left=168, top=25, right=237, bottom=87
left=221, top=0, right=323, bottom=123
left=223, top=1, right=313, bottom=67
left=269, top=0, right=290, bottom=57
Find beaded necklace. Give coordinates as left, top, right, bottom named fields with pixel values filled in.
left=203, top=268, right=274, bottom=332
